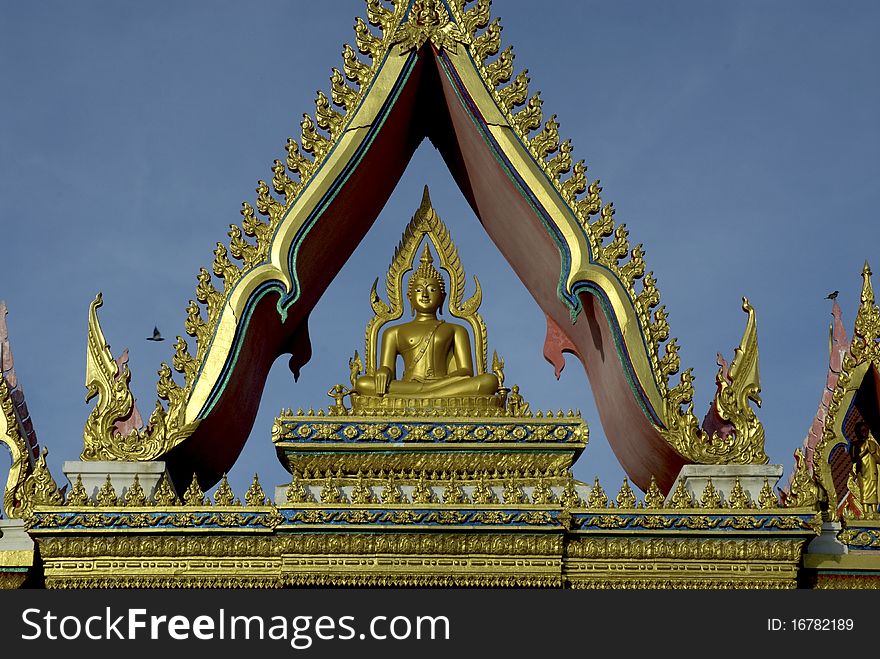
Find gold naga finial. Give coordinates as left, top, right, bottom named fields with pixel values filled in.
left=786, top=448, right=820, bottom=509
left=720, top=297, right=762, bottom=407
left=82, top=293, right=191, bottom=461
left=662, top=296, right=767, bottom=464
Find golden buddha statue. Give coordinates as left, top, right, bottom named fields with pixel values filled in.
left=354, top=245, right=499, bottom=398
left=339, top=186, right=510, bottom=414
left=852, top=421, right=880, bottom=512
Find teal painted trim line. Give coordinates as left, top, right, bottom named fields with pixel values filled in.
left=438, top=50, right=664, bottom=428
left=195, top=54, right=418, bottom=420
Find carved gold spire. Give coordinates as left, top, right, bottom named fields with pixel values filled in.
left=643, top=476, right=665, bottom=509
left=852, top=261, right=880, bottom=362
left=786, top=449, right=820, bottom=509
left=615, top=478, right=637, bottom=509
left=183, top=474, right=207, bottom=506
left=124, top=475, right=147, bottom=506
left=862, top=261, right=874, bottom=303
left=245, top=474, right=268, bottom=506
left=66, top=475, right=89, bottom=506
left=213, top=474, right=237, bottom=506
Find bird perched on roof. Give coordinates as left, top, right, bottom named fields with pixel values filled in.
left=825, top=291, right=839, bottom=300
left=146, top=326, right=165, bottom=341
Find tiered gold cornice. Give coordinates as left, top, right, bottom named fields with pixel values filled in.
left=25, top=467, right=817, bottom=588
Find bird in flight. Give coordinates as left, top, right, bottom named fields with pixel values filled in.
left=147, top=326, right=165, bottom=341
left=825, top=291, right=839, bottom=300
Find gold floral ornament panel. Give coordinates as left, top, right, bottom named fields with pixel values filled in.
left=391, top=0, right=470, bottom=54
left=17, top=447, right=63, bottom=519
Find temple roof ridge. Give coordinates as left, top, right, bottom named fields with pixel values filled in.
left=1, top=300, right=41, bottom=518
left=778, top=298, right=849, bottom=508
left=797, top=300, right=849, bottom=476
left=0, top=301, right=39, bottom=466
left=782, top=262, right=880, bottom=517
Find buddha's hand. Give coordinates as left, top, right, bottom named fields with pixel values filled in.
left=374, top=367, right=392, bottom=395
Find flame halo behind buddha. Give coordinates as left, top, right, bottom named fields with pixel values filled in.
left=351, top=187, right=502, bottom=414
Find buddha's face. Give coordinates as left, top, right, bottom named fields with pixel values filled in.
left=409, top=276, right=444, bottom=315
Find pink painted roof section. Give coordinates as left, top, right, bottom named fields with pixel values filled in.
left=782, top=300, right=849, bottom=500
left=0, top=300, right=40, bottom=465
left=701, top=352, right=735, bottom=440
left=113, top=348, right=144, bottom=436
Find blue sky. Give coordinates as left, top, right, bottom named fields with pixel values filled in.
left=1, top=1, right=878, bottom=502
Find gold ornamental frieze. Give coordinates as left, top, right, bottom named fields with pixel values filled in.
left=24, top=466, right=821, bottom=588
left=563, top=537, right=805, bottom=589
left=814, top=575, right=880, bottom=590
left=274, top=412, right=585, bottom=441
left=838, top=519, right=880, bottom=550
left=274, top=413, right=587, bottom=477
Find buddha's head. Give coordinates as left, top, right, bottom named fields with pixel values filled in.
left=408, top=244, right=446, bottom=316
